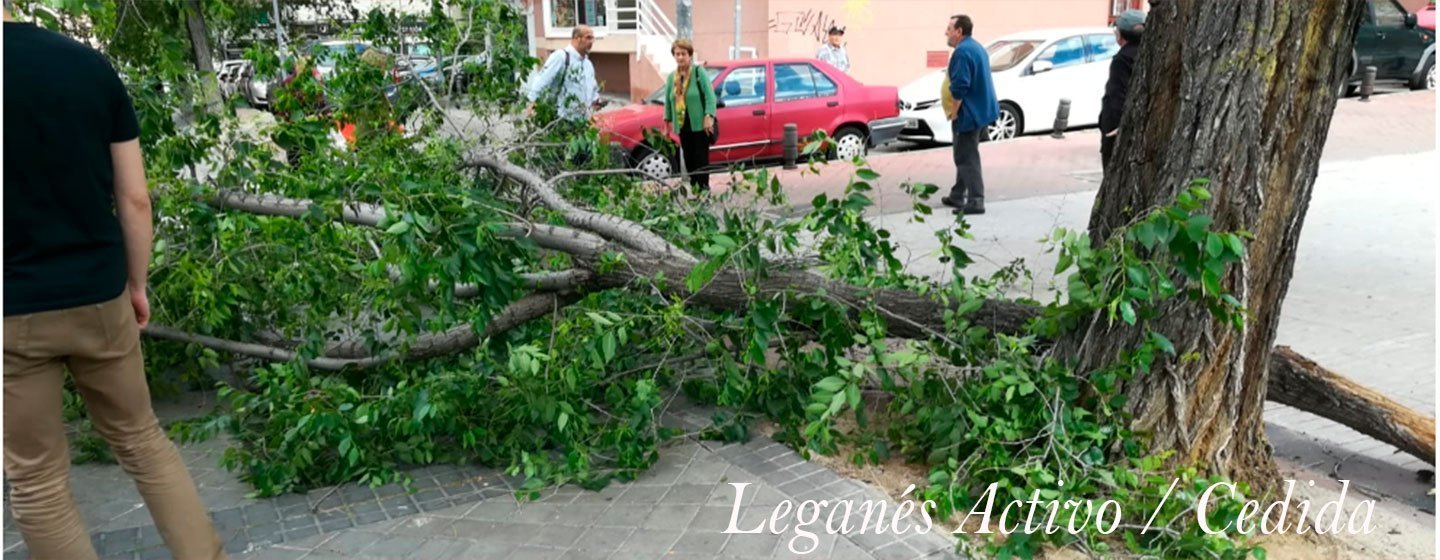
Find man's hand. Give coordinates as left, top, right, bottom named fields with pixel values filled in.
left=129, top=284, right=150, bottom=328
left=703, top=115, right=715, bottom=135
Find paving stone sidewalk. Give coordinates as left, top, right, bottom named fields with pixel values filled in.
left=230, top=438, right=960, bottom=560
left=4, top=397, right=962, bottom=560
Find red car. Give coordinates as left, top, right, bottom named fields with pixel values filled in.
left=1420, top=2, right=1435, bottom=30
left=596, top=58, right=906, bottom=179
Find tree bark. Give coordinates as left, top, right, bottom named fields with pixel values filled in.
left=182, top=0, right=223, bottom=112
left=1075, top=0, right=1368, bottom=488
left=145, top=293, right=576, bottom=371
left=1268, top=346, right=1435, bottom=465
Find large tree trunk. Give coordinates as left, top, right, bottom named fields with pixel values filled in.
left=1075, top=0, right=1367, bottom=488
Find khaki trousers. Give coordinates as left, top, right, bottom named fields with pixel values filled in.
left=4, top=293, right=225, bottom=559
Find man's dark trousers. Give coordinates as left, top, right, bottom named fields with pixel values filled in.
left=950, top=121, right=985, bottom=206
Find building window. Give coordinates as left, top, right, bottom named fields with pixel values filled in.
left=552, top=0, right=607, bottom=28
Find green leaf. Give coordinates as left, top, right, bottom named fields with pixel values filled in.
left=685, top=259, right=720, bottom=293
left=815, top=376, right=846, bottom=393
left=855, top=168, right=881, bottom=180
left=386, top=221, right=411, bottom=235
left=1119, top=301, right=1136, bottom=325
left=1054, top=252, right=1074, bottom=274
left=712, top=234, right=738, bottom=250
left=1225, top=233, right=1246, bottom=257
left=1133, top=221, right=1157, bottom=249
left=827, top=391, right=847, bottom=415
left=558, top=411, right=569, bottom=432
left=1125, top=266, right=1148, bottom=287
left=1186, top=214, right=1213, bottom=240
left=1068, top=275, right=1093, bottom=305
left=955, top=297, right=984, bottom=317
left=1205, top=234, right=1224, bottom=258
left=601, top=334, right=616, bottom=362
left=1150, top=332, right=1176, bottom=355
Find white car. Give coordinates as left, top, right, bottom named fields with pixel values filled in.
left=898, top=27, right=1121, bottom=143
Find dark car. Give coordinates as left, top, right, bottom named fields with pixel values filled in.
left=1344, top=0, right=1435, bottom=93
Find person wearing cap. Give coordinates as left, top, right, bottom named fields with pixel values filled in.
left=1100, top=9, right=1146, bottom=171
left=816, top=26, right=850, bottom=73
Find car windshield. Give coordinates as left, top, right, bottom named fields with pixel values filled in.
left=410, top=44, right=433, bottom=58
left=315, top=43, right=367, bottom=66
left=646, top=66, right=727, bottom=104
left=987, top=40, right=1043, bottom=72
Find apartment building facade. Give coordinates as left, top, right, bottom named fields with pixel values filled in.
left=519, top=0, right=1149, bottom=101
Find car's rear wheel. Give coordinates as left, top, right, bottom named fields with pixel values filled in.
left=1413, top=53, right=1435, bottom=91
left=634, top=148, right=673, bottom=180
left=832, top=127, right=868, bottom=161
left=986, top=102, right=1022, bottom=142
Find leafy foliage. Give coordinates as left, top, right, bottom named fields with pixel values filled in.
left=32, top=1, right=1268, bottom=557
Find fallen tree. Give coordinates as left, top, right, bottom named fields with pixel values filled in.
left=65, top=0, right=1430, bottom=557
left=151, top=156, right=1436, bottom=469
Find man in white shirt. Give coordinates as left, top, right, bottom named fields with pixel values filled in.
left=524, top=25, right=601, bottom=121
left=815, top=26, right=849, bottom=73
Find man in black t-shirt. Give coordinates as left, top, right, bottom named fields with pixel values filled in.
left=3, top=5, right=226, bottom=559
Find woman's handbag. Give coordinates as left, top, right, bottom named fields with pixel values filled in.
left=698, top=67, right=720, bottom=144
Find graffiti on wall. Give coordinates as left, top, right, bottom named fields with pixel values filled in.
left=768, top=9, right=841, bottom=43
left=768, top=1, right=873, bottom=44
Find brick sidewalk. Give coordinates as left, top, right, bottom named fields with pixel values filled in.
left=719, top=90, right=1436, bottom=217
left=5, top=401, right=962, bottom=560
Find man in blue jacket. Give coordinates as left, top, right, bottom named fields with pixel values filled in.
left=941, top=15, right=999, bottom=215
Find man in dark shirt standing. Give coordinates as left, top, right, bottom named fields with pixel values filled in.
left=3, top=5, right=226, bottom=559
left=1099, top=9, right=1146, bottom=172
left=941, top=15, right=999, bottom=216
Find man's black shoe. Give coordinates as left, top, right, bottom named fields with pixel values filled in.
left=956, top=201, right=985, bottom=215
left=940, top=195, right=966, bottom=209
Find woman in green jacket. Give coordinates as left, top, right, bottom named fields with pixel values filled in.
left=663, top=38, right=717, bottom=193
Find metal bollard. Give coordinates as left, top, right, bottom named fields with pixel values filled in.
left=1360, top=66, right=1377, bottom=101
left=1051, top=98, right=1071, bottom=139
left=783, top=123, right=799, bottom=169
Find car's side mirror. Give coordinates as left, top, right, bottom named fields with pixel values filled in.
left=1405, top=13, right=1418, bottom=28
left=1031, top=60, right=1054, bottom=74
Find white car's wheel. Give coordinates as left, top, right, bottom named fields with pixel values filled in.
left=1427, top=59, right=1436, bottom=91
left=635, top=150, right=672, bottom=180
left=987, top=103, right=1021, bottom=142
left=833, top=128, right=867, bottom=160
